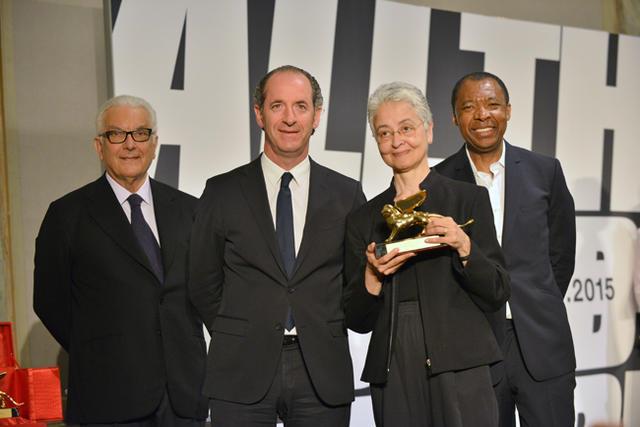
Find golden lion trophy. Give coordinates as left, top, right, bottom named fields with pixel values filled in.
left=374, top=190, right=473, bottom=258
left=0, top=371, right=23, bottom=418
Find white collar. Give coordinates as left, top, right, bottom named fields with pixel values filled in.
left=465, top=140, right=506, bottom=176
left=260, top=153, right=311, bottom=188
left=105, top=173, right=153, bottom=206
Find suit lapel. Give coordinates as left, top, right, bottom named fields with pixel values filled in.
left=151, top=180, right=179, bottom=276
left=293, top=159, right=330, bottom=278
left=86, top=176, right=159, bottom=281
left=502, top=142, right=522, bottom=247
left=449, top=146, right=476, bottom=184
left=239, top=159, right=289, bottom=279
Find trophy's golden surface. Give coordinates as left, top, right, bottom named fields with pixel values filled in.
left=0, top=371, right=23, bottom=416
left=375, top=190, right=473, bottom=258
left=381, top=190, right=443, bottom=243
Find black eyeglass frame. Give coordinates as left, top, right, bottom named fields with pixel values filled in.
left=99, top=128, right=155, bottom=144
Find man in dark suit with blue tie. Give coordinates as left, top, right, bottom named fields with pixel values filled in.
left=188, top=65, right=366, bottom=426
left=435, top=71, right=576, bottom=427
left=33, top=95, right=208, bottom=426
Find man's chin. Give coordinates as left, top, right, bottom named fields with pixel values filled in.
left=467, top=140, right=502, bottom=153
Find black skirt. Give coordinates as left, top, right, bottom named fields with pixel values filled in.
left=370, top=301, right=498, bottom=427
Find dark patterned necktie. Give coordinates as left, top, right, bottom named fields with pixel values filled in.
left=127, top=194, right=164, bottom=283
left=276, top=172, right=295, bottom=330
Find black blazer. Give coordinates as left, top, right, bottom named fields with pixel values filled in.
left=435, top=142, right=576, bottom=380
left=344, top=170, right=510, bottom=384
left=188, top=157, right=366, bottom=406
left=33, top=175, right=208, bottom=423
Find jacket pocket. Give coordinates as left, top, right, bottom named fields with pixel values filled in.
left=328, top=319, right=347, bottom=337
left=212, top=315, right=249, bottom=337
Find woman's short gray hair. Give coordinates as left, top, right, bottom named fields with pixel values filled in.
left=367, top=82, right=433, bottom=133
left=95, top=95, right=157, bottom=133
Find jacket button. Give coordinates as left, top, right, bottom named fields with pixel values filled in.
left=288, top=288, right=295, bottom=293
left=275, top=324, right=283, bottom=331
left=425, top=358, right=431, bottom=368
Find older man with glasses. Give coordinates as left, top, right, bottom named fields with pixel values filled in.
left=34, top=95, right=208, bottom=426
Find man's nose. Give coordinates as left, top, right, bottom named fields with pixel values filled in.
left=123, top=134, right=137, bottom=148
left=474, top=105, right=490, bottom=119
left=283, top=106, right=296, bottom=124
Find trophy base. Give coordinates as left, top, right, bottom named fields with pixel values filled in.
left=375, top=235, right=443, bottom=258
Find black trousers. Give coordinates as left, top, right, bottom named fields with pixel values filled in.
left=209, top=340, right=351, bottom=427
left=496, top=320, right=575, bottom=427
left=76, top=389, right=204, bottom=427
left=371, top=301, right=498, bottom=427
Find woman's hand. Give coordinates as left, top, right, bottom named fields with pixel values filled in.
left=424, top=216, right=471, bottom=264
left=364, top=242, right=415, bottom=296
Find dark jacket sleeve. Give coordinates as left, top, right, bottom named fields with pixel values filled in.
left=33, top=201, right=72, bottom=350
left=547, top=159, right=576, bottom=296
left=188, top=179, right=225, bottom=332
left=453, top=186, right=511, bottom=312
left=343, top=207, right=384, bottom=334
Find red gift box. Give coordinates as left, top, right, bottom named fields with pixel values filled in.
left=0, top=323, right=17, bottom=367
left=0, top=323, right=62, bottom=422
left=0, top=418, right=46, bottom=426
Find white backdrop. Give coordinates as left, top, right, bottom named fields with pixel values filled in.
left=110, top=1, right=640, bottom=425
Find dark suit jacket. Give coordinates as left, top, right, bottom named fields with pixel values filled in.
left=344, top=170, right=510, bottom=384
left=33, top=175, right=208, bottom=423
left=435, top=142, right=576, bottom=381
left=188, top=157, right=366, bottom=406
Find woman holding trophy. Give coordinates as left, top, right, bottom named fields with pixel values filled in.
left=344, top=82, right=510, bottom=427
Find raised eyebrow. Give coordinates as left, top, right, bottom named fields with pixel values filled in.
left=375, top=125, right=393, bottom=132
left=104, top=127, right=149, bottom=133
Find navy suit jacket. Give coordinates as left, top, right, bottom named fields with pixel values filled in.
left=34, top=175, right=208, bottom=423
left=188, top=157, right=366, bottom=405
left=435, top=142, right=576, bottom=381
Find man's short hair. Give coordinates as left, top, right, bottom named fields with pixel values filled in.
left=253, top=65, right=323, bottom=111
left=451, top=71, right=510, bottom=113
left=367, top=81, right=433, bottom=134
left=96, top=95, right=157, bottom=133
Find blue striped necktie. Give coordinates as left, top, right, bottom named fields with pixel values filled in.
left=128, top=194, right=164, bottom=283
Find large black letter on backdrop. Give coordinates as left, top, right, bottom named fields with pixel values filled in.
left=248, top=0, right=276, bottom=160
left=531, top=59, right=560, bottom=157
left=171, top=13, right=187, bottom=91
left=325, top=0, right=375, bottom=157
left=426, top=10, right=483, bottom=158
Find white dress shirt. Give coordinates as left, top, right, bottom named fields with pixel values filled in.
left=465, top=142, right=511, bottom=318
left=261, top=153, right=310, bottom=256
left=261, top=153, right=311, bottom=335
left=105, top=172, right=161, bottom=246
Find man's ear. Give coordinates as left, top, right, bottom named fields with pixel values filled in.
left=93, top=137, right=104, bottom=161
left=452, top=113, right=459, bottom=127
left=254, top=104, right=264, bottom=129
left=313, top=107, right=322, bottom=129
left=152, top=135, right=159, bottom=160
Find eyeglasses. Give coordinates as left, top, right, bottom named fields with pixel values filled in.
left=375, top=121, right=423, bottom=143
left=99, top=128, right=154, bottom=144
